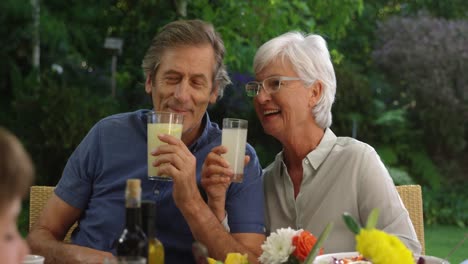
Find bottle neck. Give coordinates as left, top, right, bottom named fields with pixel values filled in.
left=125, top=207, right=142, bottom=231
left=144, top=216, right=156, bottom=238
left=125, top=188, right=142, bottom=231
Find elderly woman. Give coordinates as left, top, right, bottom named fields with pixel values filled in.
left=0, top=127, right=34, bottom=264
left=202, top=32, right=422, bottom=255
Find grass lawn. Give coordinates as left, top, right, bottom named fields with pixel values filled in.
left=425, top=225, right=467, bottom=264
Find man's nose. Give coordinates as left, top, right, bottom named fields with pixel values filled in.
left=174, top=80, right=190, bottom=102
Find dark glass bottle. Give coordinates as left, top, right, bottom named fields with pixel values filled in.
left=141, top=200, right=164, bottom=264
left=116, top=179, right=147, bottom=258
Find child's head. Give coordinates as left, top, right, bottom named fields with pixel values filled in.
left=0, top=127, right=34, bottom=263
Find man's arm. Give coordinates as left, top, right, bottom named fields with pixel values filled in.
left=180, top=197, right=264, bottom=263
left=154, top=135, right=265, bottom=263
left=27, top=194, right=114, bottom=264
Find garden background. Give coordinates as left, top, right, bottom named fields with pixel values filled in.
left=1, top=0, right=467, bottom=262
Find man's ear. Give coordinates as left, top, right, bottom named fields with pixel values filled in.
left=145, top=75, right=152, bottom=94
left=308, top=81, right=323, bottom=108
left=209, top=84, right=219, bottom=104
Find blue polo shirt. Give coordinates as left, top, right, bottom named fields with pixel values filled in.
left=55, top=109, right=264, bottom=264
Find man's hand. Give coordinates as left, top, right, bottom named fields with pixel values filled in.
left=62, top=246, right=115, bottom=264
left=152, top=134, right=200, bottom=209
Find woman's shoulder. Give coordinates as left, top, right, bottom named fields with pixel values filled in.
left=334, top=136, right=376, bottom=156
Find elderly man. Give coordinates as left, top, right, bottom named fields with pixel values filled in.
left=27, top=20, right=265, bottom=264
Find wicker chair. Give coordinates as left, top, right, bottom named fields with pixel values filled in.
left=29, top=186, right=77, bottom=243
left=396, top=184, right=425, bottom=254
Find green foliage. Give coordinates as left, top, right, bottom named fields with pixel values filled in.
left=331, top=61, right=374, bottom=139
left=310, top=0, right=364, bottom=39
left=189, top=0, right=363, bottom=73
left=377, top=146, right=399, bottom=165
left=365, top=208, right=380, bottom=229
left=18, top=201, right=29, bottom=237
left=374, top=109, right=406, bottom=126
left=343, top=212, right=361, bottom=234
left=373, top=14, right=468, bottom=158
left=399, top=0, right=468, bottom=19
left=10, top=71, right=119, bottom=185
left=423, top=184, right=468, bottom=227
left=0, top=0, right=33, bottom=121
left=371, top=15, right=467, bottom=206
left=303, top=222, right=334, bottom=264
left=407, top=151, right=442, bottom=189
left=386, top=167, right=414, bottom=186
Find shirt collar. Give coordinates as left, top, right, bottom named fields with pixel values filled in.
left=275, top=128, right=337, bottom=172
left=305, top=128, right=337, bottom=170
left=188, top=113, right=211, bottom=152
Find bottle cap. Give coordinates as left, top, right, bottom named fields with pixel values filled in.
left=125, top=179, right=141, bottom=203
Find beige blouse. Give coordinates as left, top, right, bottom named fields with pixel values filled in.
left=263, top=128, right=422, bottom=254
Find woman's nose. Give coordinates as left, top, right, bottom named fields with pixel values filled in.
left=255, top=86, right=271, bottom=103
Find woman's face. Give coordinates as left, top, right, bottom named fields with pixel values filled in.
left=0, top=197, right=29, bottom=264
left=254, top=58, right=318, bottom=141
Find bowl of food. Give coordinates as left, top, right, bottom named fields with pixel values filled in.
left=313, top=252, right=449, bottom=264
left=313, top=252, right=371, bottom=264
left=415, top=255, right=450, bottom=264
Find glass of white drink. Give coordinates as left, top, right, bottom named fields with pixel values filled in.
left=222, top=118, right=248, bottom=183
left=147, top=111, right=184, bottom=181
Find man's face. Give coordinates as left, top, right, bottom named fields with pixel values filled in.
left=145, top=45, right=218, bottom=145
left=0, top=197, right=29, bottom=264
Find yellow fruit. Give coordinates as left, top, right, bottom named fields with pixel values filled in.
left=225, top=253, right=249, bottom=264
left=207, top=257, right=218, bottom=264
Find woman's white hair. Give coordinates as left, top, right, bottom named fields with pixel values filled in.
left=253, top=32, right=336, bottom=129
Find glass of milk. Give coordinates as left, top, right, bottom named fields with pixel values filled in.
left=147, top=111, right=184, bottom=181
left=222, top=118, right=248, bottom=183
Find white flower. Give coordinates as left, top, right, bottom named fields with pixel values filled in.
left=258, top=227, right=302, bottom=264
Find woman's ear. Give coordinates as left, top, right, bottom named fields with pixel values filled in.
left=308, top=81, right=323, bottom=107
left=145, top=75, right=152, bottom=94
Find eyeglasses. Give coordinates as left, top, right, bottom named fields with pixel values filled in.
left=245, top=76, right=303, bottom=97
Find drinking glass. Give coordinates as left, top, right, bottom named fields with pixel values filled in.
left=22, top=255, right=45, bottom=264
left=222, top=118, right=248, bottom=183
left=147, top=111, right=184, bottom=181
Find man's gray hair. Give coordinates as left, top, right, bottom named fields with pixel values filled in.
left=142, top=19, right=231, bottom=97
left=253, top=32, right=336, bottom=128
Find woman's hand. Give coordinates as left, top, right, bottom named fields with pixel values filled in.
left=201, top=146, right=233, bottom=221
left=201, top=146, right=250, bottom=221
